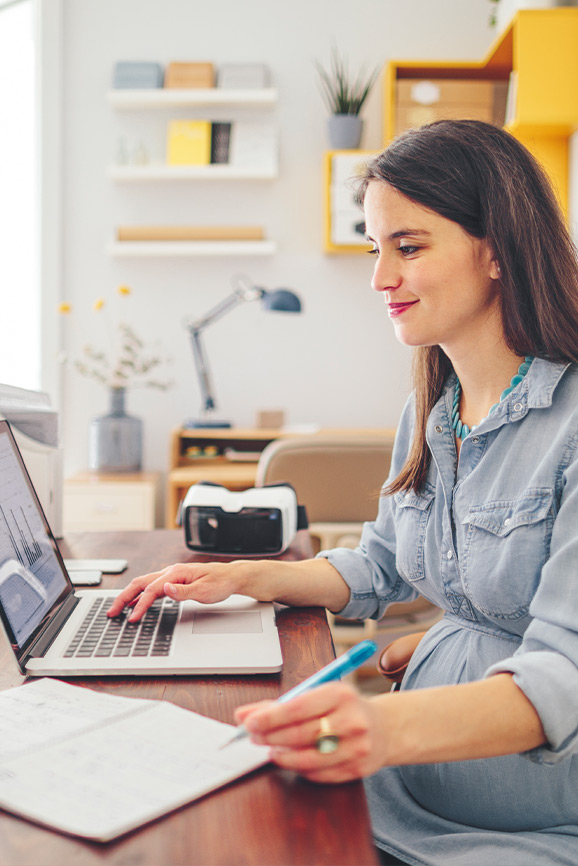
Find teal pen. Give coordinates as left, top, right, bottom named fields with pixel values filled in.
left=220, top=639, right=378, bottom=750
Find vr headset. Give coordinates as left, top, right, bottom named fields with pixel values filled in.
left=182, top=482, right=308, bottom=556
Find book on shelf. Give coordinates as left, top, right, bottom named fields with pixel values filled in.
left=0, top=678, right=269, bottom=842
left=229, top=121, right=278, bottom=172
left=164, top=61, right=214, bottom=89
left=211, top=122, right=232, bottom=164
left=116, top=226, right=265, bottom=242
left=167, top=120, right=212, bottom=165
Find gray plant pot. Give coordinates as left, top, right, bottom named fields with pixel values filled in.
left=327, top=114, right=363, bottom=149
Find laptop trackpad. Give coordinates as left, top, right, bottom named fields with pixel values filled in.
left=191, top=611, right=263, bottom=634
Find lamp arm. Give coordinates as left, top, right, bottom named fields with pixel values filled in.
left=189, top=328, right=216, bottom=413
left=183, top=277, right=270, bottom=422
left=189, top=286, right=264, bottom=332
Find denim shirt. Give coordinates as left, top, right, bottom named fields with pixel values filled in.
left=322, top=358, right=578, bottom=767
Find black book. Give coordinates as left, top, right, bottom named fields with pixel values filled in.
left=211, top=122, right=232, bottom=164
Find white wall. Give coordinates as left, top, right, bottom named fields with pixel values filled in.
left=50, top=0, right=495, bottom=479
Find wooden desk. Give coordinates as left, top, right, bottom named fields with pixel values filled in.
left=0, top=530, right=378, bottom=866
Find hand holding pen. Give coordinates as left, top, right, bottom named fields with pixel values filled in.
left=221, top=639, right=378, bottom=751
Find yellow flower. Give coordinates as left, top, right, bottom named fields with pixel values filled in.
left=58, top=302, right=72, bottom=314
left=93, top=298, right=105, bottom=311
left=118, top=285, right=131, bottom=296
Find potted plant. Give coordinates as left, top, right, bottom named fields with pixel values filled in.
left=315, top=49, right=379, bottom=149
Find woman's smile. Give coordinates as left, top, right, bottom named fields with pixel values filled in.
left=387, top=300, right=419, bottom=318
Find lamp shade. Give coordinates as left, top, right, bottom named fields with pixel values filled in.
left=261, top=289, right=302, bottom=313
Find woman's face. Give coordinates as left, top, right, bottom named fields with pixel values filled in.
left=364, top=181, right=502, bottom=357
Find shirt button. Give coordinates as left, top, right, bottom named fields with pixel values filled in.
left=447, top=550, right=454, bottom=560
left=434, top=425, right=443, bottom=434
left=504, top=518, right=511, bottom=526
left=471, top=436, right=480, bottom=444
left=514, top=402, right=523, bottom=412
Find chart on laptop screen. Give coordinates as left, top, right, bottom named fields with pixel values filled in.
left=0, top=430, right=67, bottom=647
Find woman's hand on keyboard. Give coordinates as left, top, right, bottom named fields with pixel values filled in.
left=106, top=557, right=347, bottom=622
left=106, top=560, right=251, bottom=621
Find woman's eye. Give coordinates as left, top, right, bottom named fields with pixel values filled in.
left=367, top=246, right=379, bottom=256
left=399, top=245, right=419, bottom=256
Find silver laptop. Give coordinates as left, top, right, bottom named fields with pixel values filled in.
left=0, top=420, right=282, bottom=676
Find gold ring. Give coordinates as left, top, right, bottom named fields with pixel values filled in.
left=315, top=716, right=339, bottom=754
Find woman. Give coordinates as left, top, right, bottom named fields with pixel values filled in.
left=108, top=121, right=578, bottom=865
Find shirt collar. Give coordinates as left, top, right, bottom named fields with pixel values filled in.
left=443, top=358, right=570, bottom=407
left=524, top=358, right=571, bottom=408
left=439, top=358, right=572, bottom=434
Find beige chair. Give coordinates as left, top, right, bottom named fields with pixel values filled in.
left=255, top=433, right=440, bottom=657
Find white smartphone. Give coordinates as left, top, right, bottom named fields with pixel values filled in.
left=68, top=570, right=103, bottom=586
left=63, top=558, right=128, bottom=574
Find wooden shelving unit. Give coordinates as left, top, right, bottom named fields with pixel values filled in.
left=165, top=426, right=394, bottom=528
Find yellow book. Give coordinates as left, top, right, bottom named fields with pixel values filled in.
left=167, top=120, right=211, bottom=165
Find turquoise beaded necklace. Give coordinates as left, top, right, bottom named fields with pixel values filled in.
left=452, top=355, right=534, bottom=440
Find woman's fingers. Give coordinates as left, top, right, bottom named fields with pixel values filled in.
left=106, top=572, right=166, bottom=617
left=106, top=561, right=246, bottom=621
left=239, top=682, right=355, bottom=735
left=270, top=746, right=366, bottom=784
left=236, top=683, right=381, bottom=783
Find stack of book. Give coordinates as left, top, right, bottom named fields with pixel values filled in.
left=166, top=120, right=231, bottom=165
left=166, top=120, right=276, bottom=169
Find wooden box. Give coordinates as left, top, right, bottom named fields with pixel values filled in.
left=164, top=62, right=214, bottom=89
left=395, top=79, right=508, bottom=137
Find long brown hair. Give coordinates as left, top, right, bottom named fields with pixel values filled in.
left=356, top=120, right=578, bottom=494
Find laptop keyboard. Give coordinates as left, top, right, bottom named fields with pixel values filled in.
left=64, top=597, right=179, bottom=659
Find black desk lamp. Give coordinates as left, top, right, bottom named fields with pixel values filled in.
left=183, top=274, right=302, bottom=429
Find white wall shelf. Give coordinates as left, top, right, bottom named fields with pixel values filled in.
left=108, top=88, right=278, bottom=109
left=107, top=163, right=278, bottom=181
left=107, top=81, right=279, bottom=253
left=107, top=240, right=277, bottom=257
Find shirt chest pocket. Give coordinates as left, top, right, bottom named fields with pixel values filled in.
left=393, top=486, right=435, bottom=582
left=461, top=488, right=554, bottom=619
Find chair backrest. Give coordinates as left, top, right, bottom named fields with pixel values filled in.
left=255, top=433, right=394, bottom=523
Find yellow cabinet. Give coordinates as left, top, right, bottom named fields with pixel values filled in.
left=385, top=8, right=578, bottom=215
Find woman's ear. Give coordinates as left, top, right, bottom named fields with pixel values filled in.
left=489, top=258, right=501, bottom=281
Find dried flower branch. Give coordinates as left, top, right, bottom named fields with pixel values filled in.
left=58, top=286, right=173, bottom=391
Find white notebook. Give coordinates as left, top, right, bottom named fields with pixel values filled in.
left=0, top=678, right=269, bottom=841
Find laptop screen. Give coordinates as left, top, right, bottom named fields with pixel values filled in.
left=0, top=421, right=71, bottom=656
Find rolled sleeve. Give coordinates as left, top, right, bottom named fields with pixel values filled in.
left=485, top=447, right=578, bottom=764
left=316, top=397, right=419, bottom=620
left=317, top=496, right=418, bottom=620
